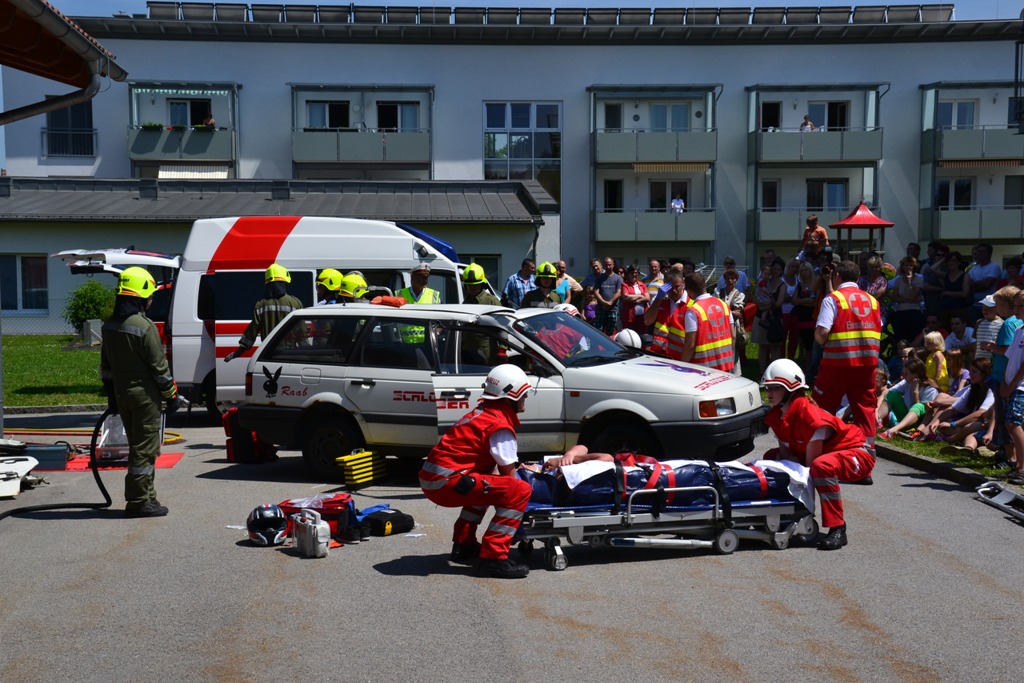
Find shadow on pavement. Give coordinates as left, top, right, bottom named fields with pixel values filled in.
left=887, top=470, right=969, bottom=492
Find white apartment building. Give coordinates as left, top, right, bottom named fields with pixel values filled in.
left=1, top=2, right=1022, bottom=332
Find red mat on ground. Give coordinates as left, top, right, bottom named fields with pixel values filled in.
left=37, top=452, right=185, bottom=472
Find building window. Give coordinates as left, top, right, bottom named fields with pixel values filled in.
left=169, top=98, right=212, bottom=127
left=483, top=101, right=561, bottom=201
left=460, top=255, right=501, bottom=289
left=307, top=101, right=351, bottom=129
left=935, top=178, right=974, bottom=210
left=649, top=181, right=688, bottom=211
left=0, top=255, right=48, bottom=312
left=649, top=103, right=690, bottom=132
left=807, top=101, right=849, bottom=131
left=44, top=100, right=94, bottom=157
left=761, top=179, right=780, bottom=211
left=806, top=179, right=848, bottom=212
left=377, top=102, right=419, bottom=132
left=937, top=100, right=976, bottom=130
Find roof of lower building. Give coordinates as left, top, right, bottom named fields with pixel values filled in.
left=0, top=177, right=555, bottom=224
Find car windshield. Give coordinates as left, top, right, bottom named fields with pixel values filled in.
left=497, top=310, right=631, bottom=367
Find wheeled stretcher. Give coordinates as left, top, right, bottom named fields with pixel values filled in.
left=515, top=459, right=818, bottom=571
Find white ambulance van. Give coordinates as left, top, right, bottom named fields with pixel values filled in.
left=168, top=216, right=466, bottom=415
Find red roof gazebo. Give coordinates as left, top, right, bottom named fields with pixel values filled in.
left=829, top=201, right=894, bottom=256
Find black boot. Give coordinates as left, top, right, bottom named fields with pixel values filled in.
left=125, top=500, right=168, bottom=518
left=477, top=557, right=529, bottom=579
left=850, top=475, right=873, bottom=485
left=818, top=525, right=848, bottom=550
left=450, top=541, right=481, bottom=565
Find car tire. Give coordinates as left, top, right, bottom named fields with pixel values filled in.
left=302, top=414, right=365, bottom=481
left=589, top=423, right=661, bottom=458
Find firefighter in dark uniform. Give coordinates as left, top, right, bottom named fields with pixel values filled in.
left=100, top=267, right=179, bottom=517
left=462, top=263, right=501, bottom=306
left=225, top=263, right=304, bottom=361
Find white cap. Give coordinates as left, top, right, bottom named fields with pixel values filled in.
left=981, top=295, right=997, bottom=308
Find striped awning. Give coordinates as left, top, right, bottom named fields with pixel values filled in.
left=632, top=162, right=710, bottom=173
left=158, top=164, right=230, bottom=179
left=938, top=159, right=1022, bottom=169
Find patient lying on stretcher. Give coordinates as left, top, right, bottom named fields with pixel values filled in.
left=519, top=446, right=813, bottom=512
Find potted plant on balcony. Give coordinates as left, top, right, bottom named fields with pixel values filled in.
left=192, top=124, right=214, bottom=131
left=170, top=123, right=188, bottom=132
left=141, top=122, right=164, bottom=131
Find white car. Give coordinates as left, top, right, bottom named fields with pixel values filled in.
left=237, top=304, right=768, bottom=479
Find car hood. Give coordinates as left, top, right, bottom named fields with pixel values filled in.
left=569, top=354, right=757, bottom=395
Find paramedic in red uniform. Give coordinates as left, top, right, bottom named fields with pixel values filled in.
left=762, top=359, right=875, bottom=550
left=419, top=364, right=534, bottom=579
left=813, top=259, right=882, bottom=443
left=680, top=272, right=734, bottom=372
left=643, top=273, right=688, bottom=360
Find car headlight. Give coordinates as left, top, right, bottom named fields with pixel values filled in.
left=699, top=398, right=736, bottom=418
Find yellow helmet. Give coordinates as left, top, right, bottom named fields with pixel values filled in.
left=536, top=261, right=558, bottom=279
left=340, top=272, right=369, bottom=299
left=265, top=263, right=291, bottom=283
left=117, top=266, right=157, bottom=298
left=317, top=268, right=343, bottom=292
left=462, top=263, right=488, bottom=286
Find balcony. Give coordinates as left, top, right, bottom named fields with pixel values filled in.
left=923, top=126, right=1024, bottom=162
left=292, top=129, right=430, bottom=164
left=128, top=127, right=234, bottom=162
left=928, top=207, right=1024, bottom=241
left=594, top=129, right=717, bottom=163
left=754, top=209, right=847, bottom=242
left=752, top=128, right=882, bottom=163
left=595, top=209, right=716, bottom=242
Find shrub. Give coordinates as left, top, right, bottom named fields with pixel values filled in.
left=63, top=279, right=115, bottom=334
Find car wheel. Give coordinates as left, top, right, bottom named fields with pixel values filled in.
left=302, top=414, right=365, bottom=481
left=589, top=423, right=661, bottom=458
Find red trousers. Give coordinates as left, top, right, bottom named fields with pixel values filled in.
left=813, top=364, right=877, bottom=441
left=810, top=447, right=875, bottom=528
left=423, top=473, right=531, bottom=560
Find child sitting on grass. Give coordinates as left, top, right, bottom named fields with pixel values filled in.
left=879, top=357, right=938, bottom=439
left=922, top=358, right=995, bottom=451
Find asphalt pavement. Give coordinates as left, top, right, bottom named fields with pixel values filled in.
left=1, top=409, right=1023, bottom=683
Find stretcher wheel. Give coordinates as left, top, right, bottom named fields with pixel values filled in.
left=517, top=540, right=534, bottom=557
left=714, top=529, right=739, bottom=555
left=771, top=534, right=790, bottom=551
left=543, top=547, right=567, bottom=571
left=796, top=516, right=819, bottom=542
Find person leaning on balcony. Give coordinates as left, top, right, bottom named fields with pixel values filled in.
left=203, top=112, right=216, bottom=128
left=800, top=114, right=815, bottom=131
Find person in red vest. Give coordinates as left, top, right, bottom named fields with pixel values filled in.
left=762, top=358, right=875, bottom=550
left=643, top=273, right=688, bottom=359
left=418, top=364, right=534, bottom=579
left=813, top=259, right=882, bottom=448
left=680, top=272, right=735, bottom=372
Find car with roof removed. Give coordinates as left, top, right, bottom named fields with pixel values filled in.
left=236, top=303, right=768, bottom=479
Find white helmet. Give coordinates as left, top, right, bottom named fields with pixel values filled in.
left=481, top=364, right=533, bottom=401
left=614, top=328, right=642, bottom=349
left=554, top=302, right=580, bottom=318
left=760, top=358, right=808, bottom=390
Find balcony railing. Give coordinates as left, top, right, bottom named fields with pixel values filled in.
left=929, top=206, right=1024, bottom=240
left=128, top=127, right=235, bottom=161
left=595, top=209, right=716, bottom=242
left=292, top=128, right=431, bottom=163
left=925, top=125, right=1024, bottom=161
left=754, top=208, right=848, bottom=241
left=752, top=127, right=882, bottom=162
left=594, top=128, right=717, bottom=163
left=41, top=128, right=96, bottom=157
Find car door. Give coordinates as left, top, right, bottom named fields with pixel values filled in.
left=433, top=326, right=566, bottom=455
left=343, top=315, right=439, bottom=447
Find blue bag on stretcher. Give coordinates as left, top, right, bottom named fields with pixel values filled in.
left=519, top=458, right=798, bottom=508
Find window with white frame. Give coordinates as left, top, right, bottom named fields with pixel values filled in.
left=806, top=179, right=848, bottom=212
left=307, top=101, right=351, bottom=129
left=483, top=101, right=562, bottom=201
left=0, top=255, right=48, bottom=312
left=807, top=101, right=849, bottom=131
left=377, top=102, right=418, bottom=132
left=935, top=178, right=974, bottom=210
left=649, top=103, right=690, bottom=132
left=169, top=98, right=212, bottom=127
left=937, top=100, right=976, bottom=130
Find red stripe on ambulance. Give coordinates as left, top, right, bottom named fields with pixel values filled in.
left=207, top=216, right=302, bottom=273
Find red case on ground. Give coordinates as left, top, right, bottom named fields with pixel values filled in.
left=279, top=493, right=353, bottom=537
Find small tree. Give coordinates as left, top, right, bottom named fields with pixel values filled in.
left=63, top=279, right=115, bottom=334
